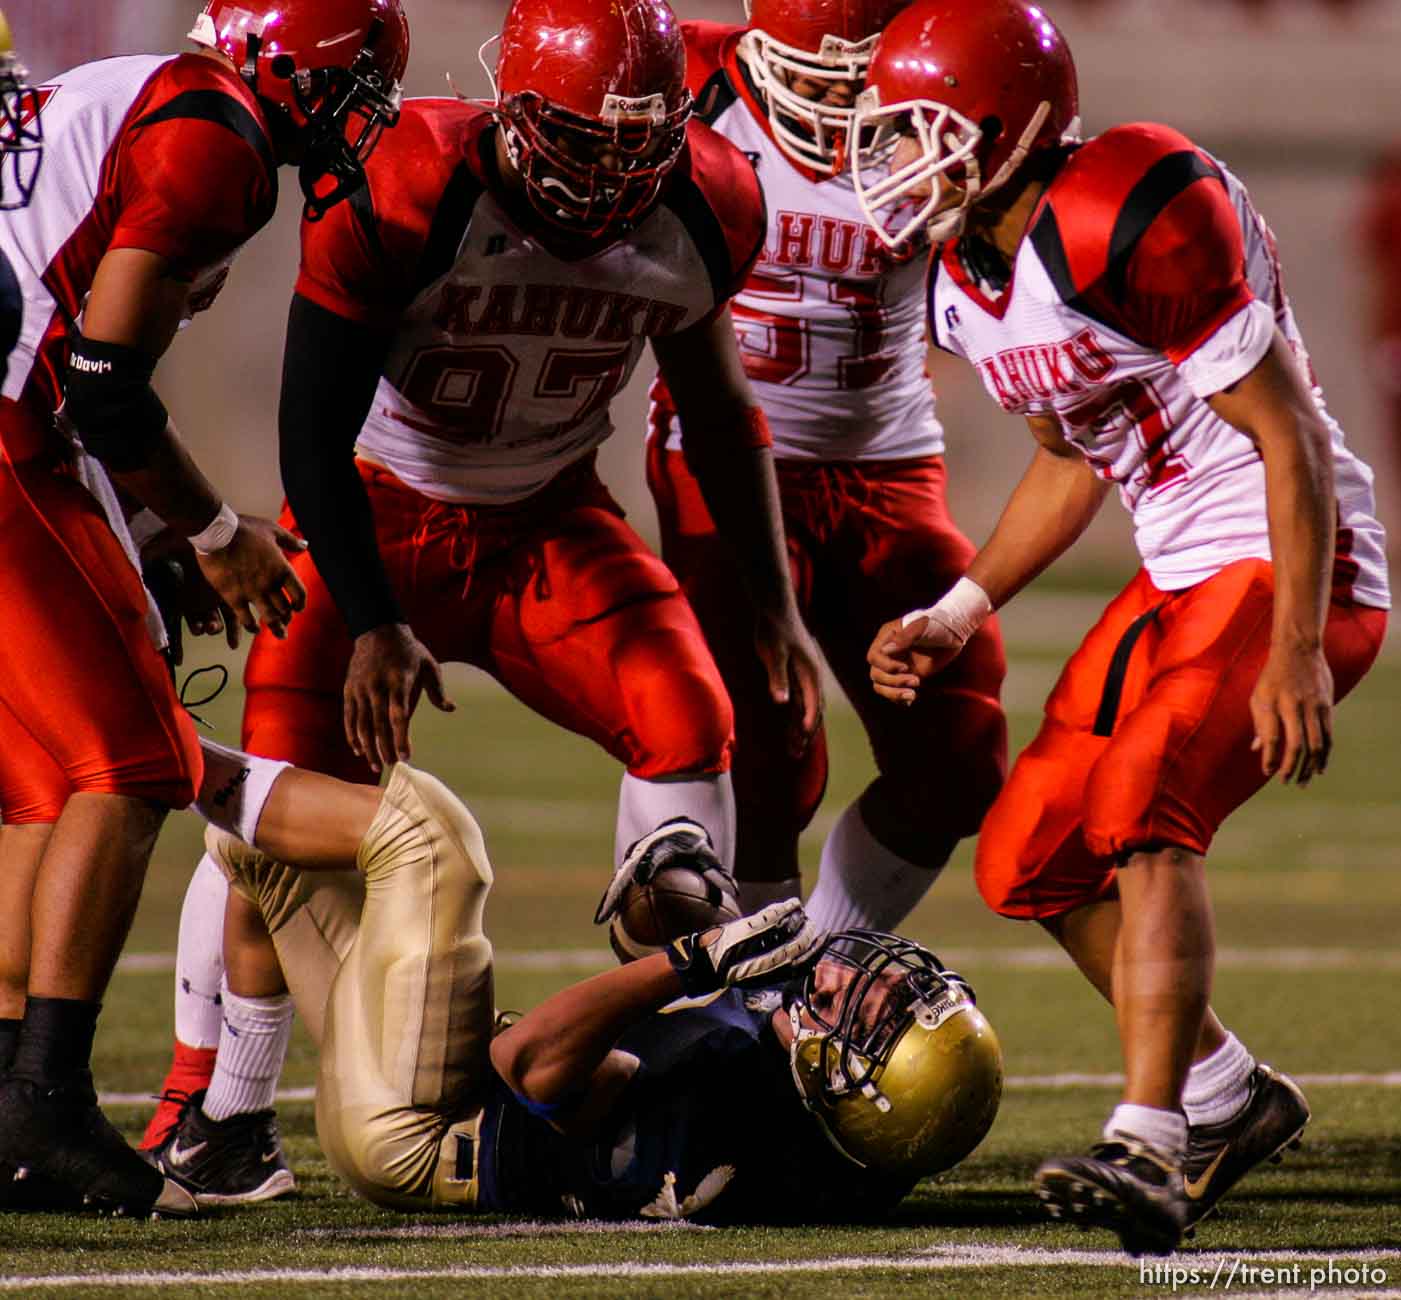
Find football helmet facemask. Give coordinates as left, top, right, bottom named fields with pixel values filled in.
left=851, top=0, right=1079, bottom=248
left=786, top=930, right=1003, bottom=1180
left=487, top=0, right=692, bottom=243
left=737, top=0, right=910, bottom=177
left=188, top=0, right=409, bottom=219
left=0, top=10, right=42, bottom=210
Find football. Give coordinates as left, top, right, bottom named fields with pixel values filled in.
left=609, top=862, right=742, bottom=963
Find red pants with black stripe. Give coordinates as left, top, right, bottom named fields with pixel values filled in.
left=0, top=453, right=201, bottom=822
left=975, top=559, right=1388, bottom=920
left=647, top=440, right=1008, bottom=881
left=241, top=455, right=733, bottom=782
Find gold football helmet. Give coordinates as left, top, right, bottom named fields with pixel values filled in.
left=0, top=8, right=42, bottom=210
left=787, top=930, right=1002, bottom=1180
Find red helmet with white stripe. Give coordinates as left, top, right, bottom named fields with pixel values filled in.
left=188, top=0, right=409, bottom=218
left=491, top=0, right=691, bottom=242
left=738, top=0, right=912, bottom=175
left=852, top=0, right=1079, bottom=247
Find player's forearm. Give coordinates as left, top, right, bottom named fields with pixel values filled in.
left=1258, top=409, right=1333, bottom=649
left=108, top=421, right=226, bottom=537
left=966, top=445, right=1109, bottom=608
left=490, top=954, right=682, bottom=1104
left=689, top=441, right=801, bottom=620
left=279, top=293, right=401, bottom=635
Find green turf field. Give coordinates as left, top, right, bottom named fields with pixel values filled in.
left=2, top=591, right=1398, bottom=1298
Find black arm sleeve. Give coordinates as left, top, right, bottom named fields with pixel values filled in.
left=278, top=292, right=401, bottom=637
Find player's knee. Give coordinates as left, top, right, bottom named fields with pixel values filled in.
left=625, top=663, right=734, bottom=778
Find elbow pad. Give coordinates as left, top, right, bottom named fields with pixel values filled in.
left=63, top=337, right=169, bottom=471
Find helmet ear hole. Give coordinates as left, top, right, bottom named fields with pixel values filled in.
left=979, top=114, right=1003, bottom=146
left=270, top=53, right=296, bottom=80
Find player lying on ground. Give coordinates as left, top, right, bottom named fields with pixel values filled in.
left=645, top=0, right=1008, bottom=932
left=855, top=0, right=1388, bottom=1259
left=0, top=0, right=407, bottom=1220
left=148, top=762, right=1003, bottom=1221
left=142, top=0, right=827, bottom=1172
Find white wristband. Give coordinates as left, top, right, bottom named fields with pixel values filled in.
left=901, top=576, right=992, bottom=647
left=187, top=502, right=238, bottom=555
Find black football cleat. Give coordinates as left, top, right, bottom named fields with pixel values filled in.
left=146, top=1089, right=295, bottom=1206
left=1182, top=1063, right=1309, bottom=1230
left=0, top=1074, right=197, bottom=1218
left=1035, top=1137, right=1188, bottom=1256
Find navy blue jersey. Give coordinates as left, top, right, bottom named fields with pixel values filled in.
left=476, top=990, right=912, bottom=1223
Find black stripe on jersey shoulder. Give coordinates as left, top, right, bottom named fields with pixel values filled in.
left=1030, top=205, right=1125, bottom=338
left=133, top=89, right=275, bottom=180
left=412, top=161, right=485, bottom=297
left=662, top=173, right=739, bottom=308
left=346, top=182, right=387, bottom=270
left=693, top=66, right=738, bottom=126
left=1105, top=150, right=1221, bottom=306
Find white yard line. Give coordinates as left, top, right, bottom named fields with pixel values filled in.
left=4, top=1245, right=1400, bottom=1290
left=96, top=1069, right=1401, bottom=1108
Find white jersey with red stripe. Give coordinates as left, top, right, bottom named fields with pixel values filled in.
left=650, top=22, right=940, bottom=463
left=929, top=123, right=1389, bottom=609
left=0, top=52, right=277, bottom=460
left=297, top=101, right=766, bottom=506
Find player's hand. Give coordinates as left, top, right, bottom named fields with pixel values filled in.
left=867, top=613, right=964, bottom=705
left=193, top=515, right=307, bottom=642
left=753, top=607, right=824, bottom=757
left=593, top=818, right=724, bottom=926
left=1250, top=641, right=1334, bottom=786
left=140, top=529, right=238, bottom=663
left=344, top=622, right=456, bottom=773
left=669, top=900, right=822, bottom=997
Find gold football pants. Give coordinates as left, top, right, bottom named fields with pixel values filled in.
left=212, top=764, right=495, bottom=1209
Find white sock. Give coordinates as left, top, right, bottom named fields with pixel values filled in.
left=172, top=854, right=229, bottom=1049
left=194, top=739, right=292, bottom=844
left=803, top=801, right=946, bottom=933
left=1103, top=1103, right=1188, bottom=1162
left=739, top=877, right=802, bottom=912
left=615, top=771, right=736, bottom=874
left=1182, top=1031, right=1256, bottom=1127
left=201, top=980, right=294, bottom=1121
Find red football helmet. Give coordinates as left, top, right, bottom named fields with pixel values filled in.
left=737, top=0, right=911, bottom=176
left=851, top=1, right=1079, bottom=248
left=490, top=0, right=692, bottom=242
left=0, top=9, right=42, bottom=210
left=187, top=0, right=409, bottom=218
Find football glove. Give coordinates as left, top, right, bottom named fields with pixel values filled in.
left=593, top=816, right=737, bottom=926
left=667, top=900, right=823, bottom=998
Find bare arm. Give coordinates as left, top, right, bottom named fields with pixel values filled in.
left=489, top=953, right=681, bottom=1135
left=652, top=309, right=822, bottom=743
left=1207, top=332, right=1335, bottom=784
left=76, top=248, right=306, bottom=637
left=869, top=416, right=1110, bottom=701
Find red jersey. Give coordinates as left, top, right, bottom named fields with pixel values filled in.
left=0, top=52, right=277, bottom=461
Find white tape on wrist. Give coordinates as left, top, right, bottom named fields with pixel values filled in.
left=901, top=576, right=992, bottom=647
left=188, top=502, right=238, bottom=555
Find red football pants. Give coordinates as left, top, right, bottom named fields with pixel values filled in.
left=975, top=559, right=1388, bottom=920
left=242, top=456, right=733, bottom=783
left=647, top=440, right=1007, bottom=881
left=0, top=454, right=201, bottom=821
